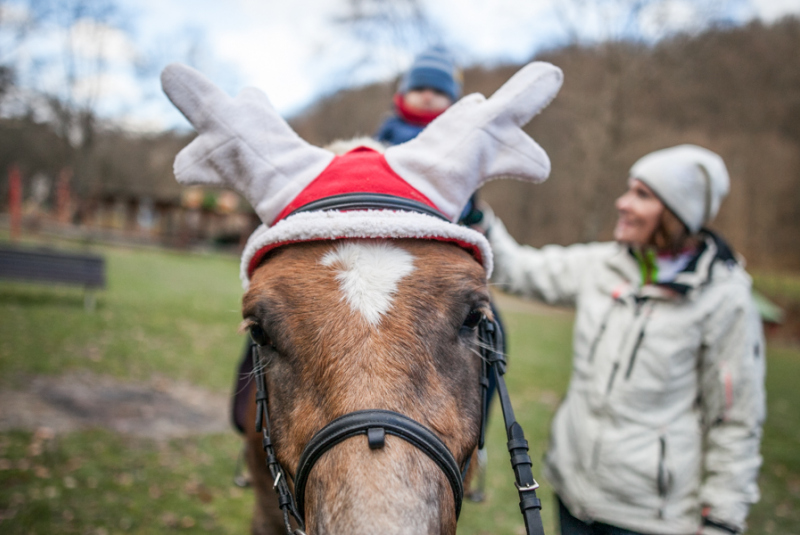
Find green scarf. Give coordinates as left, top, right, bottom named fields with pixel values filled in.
left=632, top=248, right=659, bottom=286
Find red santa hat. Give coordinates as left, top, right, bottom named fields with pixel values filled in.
left=161, top=61, right=563, bottom=289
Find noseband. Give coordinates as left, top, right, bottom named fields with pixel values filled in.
left=295, top=409, right=465, bottom=520
left=250, top=315, right=545, bottom=535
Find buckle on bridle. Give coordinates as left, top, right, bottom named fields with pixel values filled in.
left=515, top=479, right=540, bottom=491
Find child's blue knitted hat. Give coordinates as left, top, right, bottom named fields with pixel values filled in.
left=399, top=46, right=462, bottom=101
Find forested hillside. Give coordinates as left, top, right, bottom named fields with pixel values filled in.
left=292, top=18, right=800, bottom=270
left=2, top=18, right=798, bottom=269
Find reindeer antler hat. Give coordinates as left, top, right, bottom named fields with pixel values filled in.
left=161, top=61, right=563, bottom=289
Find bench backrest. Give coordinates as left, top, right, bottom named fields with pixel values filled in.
left=0, top=245, right=106, bottom=289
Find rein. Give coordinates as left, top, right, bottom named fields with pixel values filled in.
left=250, top=315, right=545, bottom=535
left=478, top=318, right=545, bottom=535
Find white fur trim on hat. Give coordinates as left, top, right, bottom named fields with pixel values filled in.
left=240, top=210, right=493, bottom=290
left=629, top=144, right=730, bottom=234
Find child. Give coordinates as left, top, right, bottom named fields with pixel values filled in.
left=375, top=46, right=462, bottom=146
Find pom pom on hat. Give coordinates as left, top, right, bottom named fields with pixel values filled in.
left=629, top=144, right=730, bottom=234
left=399, top=46, right=462, bottom=102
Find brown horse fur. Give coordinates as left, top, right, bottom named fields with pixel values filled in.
left=241, top=238, right=491, bottom=535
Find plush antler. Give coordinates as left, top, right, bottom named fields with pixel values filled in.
left=160, top=63, right=335, bottom=225
left=384, top=62, right=563, bottom=221
left=162, top=61, right=561, bottom=229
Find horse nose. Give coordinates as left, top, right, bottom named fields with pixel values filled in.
left=302, top=438, right=456, bottom=535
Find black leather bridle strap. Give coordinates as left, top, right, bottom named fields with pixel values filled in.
left=287, top=192, right=450, bottom=221
left=252, top=346, right=306, bottom=535
left=294, top=409, right=464, bottom=521
left=479, top=318, right=545, bottom=535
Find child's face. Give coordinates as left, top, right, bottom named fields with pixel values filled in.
left=403, top=88, right=452, bottom=112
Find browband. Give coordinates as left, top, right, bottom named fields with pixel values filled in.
left=286, top=192, right=450, bottom=222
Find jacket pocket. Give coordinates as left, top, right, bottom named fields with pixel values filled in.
left=656, top=435, right=672, bottom=498
left=624, top=328, right=645, bottom=380
left=587, top=302, right=615, bottom=363
left=594, top=428, right=664, bottom=510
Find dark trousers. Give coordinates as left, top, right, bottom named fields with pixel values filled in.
left=557, top=497, right=647, bottom=535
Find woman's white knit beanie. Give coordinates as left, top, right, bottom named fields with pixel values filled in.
left=629, top=144, right=730, bottom=234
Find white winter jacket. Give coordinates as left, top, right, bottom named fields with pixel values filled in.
left=488, top=219, right=766, bottom=535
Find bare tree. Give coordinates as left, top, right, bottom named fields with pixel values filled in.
left=0, top=0, right=135, bottom=211
left=326, top=0, right=443, bottom=89
left=551, top=0, right=742, bottom=241
left=0, top=0, right=42, bottom=97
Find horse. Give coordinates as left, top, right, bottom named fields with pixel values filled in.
left=161, top=60, right=563, bottom=535
left=242, top=236, right=488, bottom=534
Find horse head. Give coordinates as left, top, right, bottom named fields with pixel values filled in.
left=162, top=61, right=562, bottom=535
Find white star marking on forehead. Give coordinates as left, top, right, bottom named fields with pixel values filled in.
left=320, top=241, right=416, bottom=326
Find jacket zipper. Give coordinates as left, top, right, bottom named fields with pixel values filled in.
left=605, top=297, right=645, bottom=393
left=624, top=299, right=653, bottom=380
left=588, top=303, right=615, bottom=363
left=605, top=362, right=620, bottom=394
left=657, top=434, right=670, bottom=519
left=624, top=329, right=645, bottom=379
left=657, top=435, right=668, bottom=498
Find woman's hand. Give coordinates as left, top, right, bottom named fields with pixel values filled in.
left=467, top=201, right=496, bottom=235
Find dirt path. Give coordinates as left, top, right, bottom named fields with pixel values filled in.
left=0, top=371, right=230, bottom=439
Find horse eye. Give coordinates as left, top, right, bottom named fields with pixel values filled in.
left=249, top=325, right=271, bottom=347
left=462, top=310, right=484, bottom=330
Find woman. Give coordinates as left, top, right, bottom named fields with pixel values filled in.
left=481, top=145, right=765, bottom=535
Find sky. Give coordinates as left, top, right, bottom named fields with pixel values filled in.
left=2, top=0, right=800, bottom=132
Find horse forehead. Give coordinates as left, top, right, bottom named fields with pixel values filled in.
left=320, top=241, right=416, bottom=326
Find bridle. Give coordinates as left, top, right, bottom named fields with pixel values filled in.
left=250, top=195, right=545, bottom=535
left=250, top=315, right=545, bottom=535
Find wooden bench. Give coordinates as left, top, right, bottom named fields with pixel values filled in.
left=0, top=244, right=106, bottom=310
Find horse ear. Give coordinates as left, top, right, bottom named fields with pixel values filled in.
left=161, top=63, right=334, bottom=225
left=384, top=62, right=563, bottom=221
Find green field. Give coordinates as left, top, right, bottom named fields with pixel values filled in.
left=1, top=241, right=798, bottom=534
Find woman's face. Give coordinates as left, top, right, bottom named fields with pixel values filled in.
left=403, top=88, right=452, bottom=112
left=614, top=179, right=665, bottom=246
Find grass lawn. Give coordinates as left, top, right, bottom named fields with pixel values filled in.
left=1, top=240, right=798, bottom=534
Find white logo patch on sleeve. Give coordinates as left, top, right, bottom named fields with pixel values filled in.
left=320, top=241, right=416, bottom=325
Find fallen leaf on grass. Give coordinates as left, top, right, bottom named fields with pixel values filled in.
left=148, top=484, right=162, bottom=499
left=34, top=466, right=51, bottom=478
left=197, top=485, right=214, bottom=504
left=161, top=511, right=178, bottom=527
